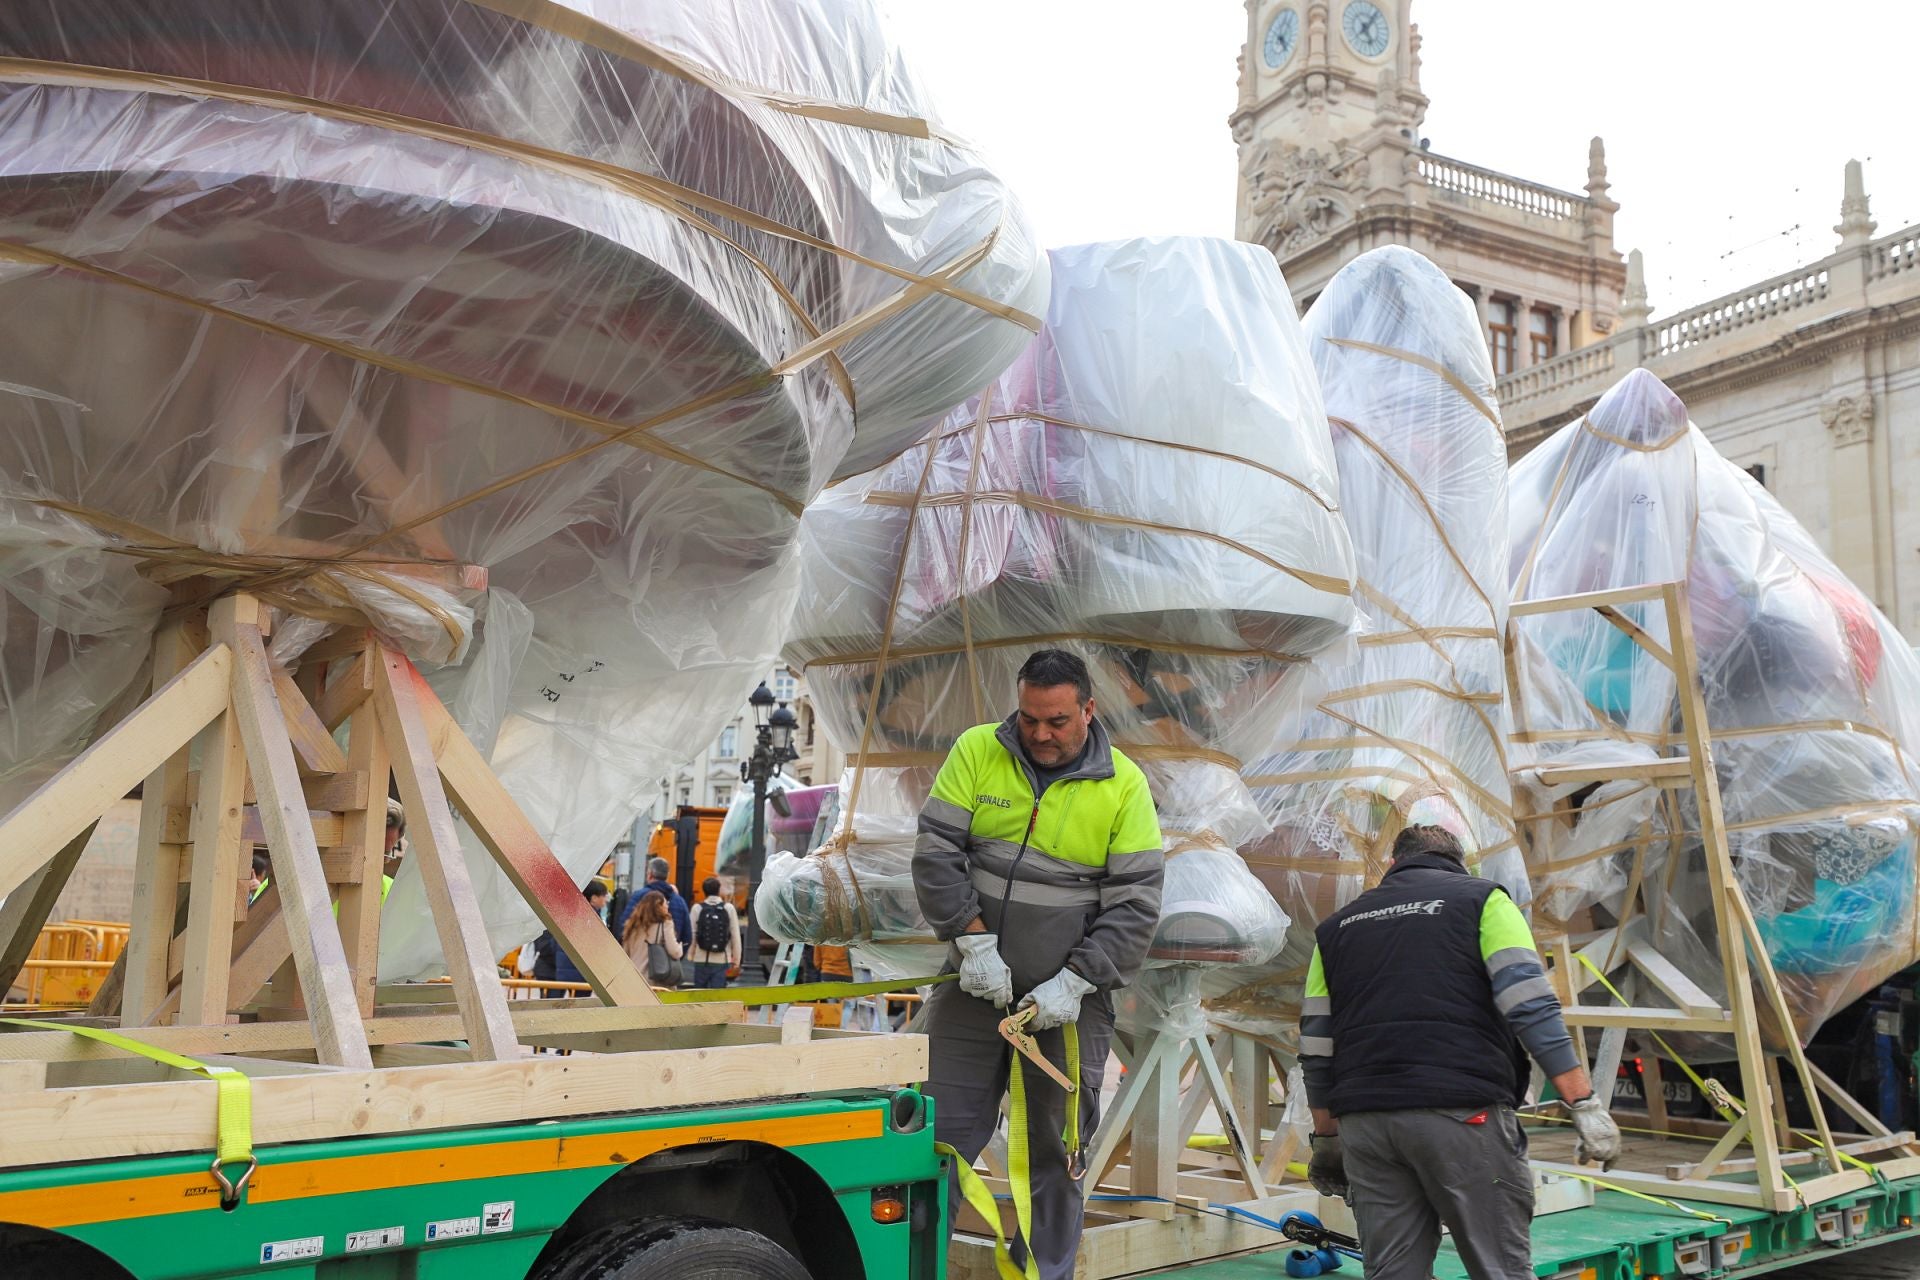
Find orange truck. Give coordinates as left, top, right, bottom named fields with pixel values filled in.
left=645, top=805, right=747, bottom=912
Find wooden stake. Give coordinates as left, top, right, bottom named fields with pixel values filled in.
left=1642, top=1054, right=1670, bottom=1132
left=272, top=667, right=348, bottom=776
left=1664, top=583, right=1784, bottom=1195
left=334, top=700, right=390, bottom=1018
left=177, top=607, right=252, bottom=1029
left=1685, top=1113, right=1752, bottom=1182
left=0, top=823, right=97, bottom=998
left=420, top=683, right=656, bottom=1006
left=223, top=600, right=371, bottom=1068
left=0, top=643, right=229, bottom=903
left=371, top=643, right=517, bottom=1061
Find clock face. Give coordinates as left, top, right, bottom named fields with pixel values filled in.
left=1341, top=0, right=1391, bottom=58
left=1262, top=9, right=1300, bottom=70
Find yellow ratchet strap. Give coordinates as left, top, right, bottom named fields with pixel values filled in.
left=2, top=1018, right=256, bottom=1204
left=1570, top=957, right=1869, bottom=1190
left=1575, top=955, right=1744, bottom=1123
left=1549, top=1167, right=1734, bottom=1225
left=938, top=1013, right=1083, bottom=1280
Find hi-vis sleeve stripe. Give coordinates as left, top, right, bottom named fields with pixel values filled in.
left=1479, top=890, right=1580, bottom=1078
left=1300, top=945, right=1336, bottom=1108
left=914, top=741, right=982, bottom=940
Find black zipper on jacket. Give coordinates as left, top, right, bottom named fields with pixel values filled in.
left=996, top=796, right=1042, bottom=942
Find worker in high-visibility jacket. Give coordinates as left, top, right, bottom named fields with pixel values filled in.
left=914, top=648, right=1164, bottom=1280
left=1300, top=823, right=1621, bottom=1280
left=254, top=798, right=405, bottom=909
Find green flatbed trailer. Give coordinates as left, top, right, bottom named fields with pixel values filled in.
left=1180, top=1172, right=1920, bottom=1279
left=0, top=1087, right=949, bottom=1279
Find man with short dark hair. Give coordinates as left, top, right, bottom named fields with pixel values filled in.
left=618, top=854, right=691, bottom=949
left=1300, top=824, right=1620, bottom=1279
left=688, top=875, right=741, bottom=988
left=914, top=648, right=1164, bottom=1280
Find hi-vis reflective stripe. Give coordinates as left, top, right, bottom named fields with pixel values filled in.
left=970, top=866, right=1100, bottom=908
left=0, top=1110, right=880, bottom=1230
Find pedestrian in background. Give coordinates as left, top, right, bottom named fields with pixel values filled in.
left=688, top=876, right=741, bottom=989
left=550, top=882, right=611, bottom=993
left=618, top=856, right=691, bottom=949
left=624, top=889, right=684, bottom=987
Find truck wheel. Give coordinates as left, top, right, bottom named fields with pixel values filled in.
left=544, top=1218, right=813, bottom=1280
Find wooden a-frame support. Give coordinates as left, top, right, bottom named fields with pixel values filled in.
left=1511, top=581, right=1920, bottom=1211
left=0, top=592, right=656, bottom=1068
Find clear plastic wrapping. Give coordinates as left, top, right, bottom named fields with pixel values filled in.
left=1211, top=247, right=1521, bottom=1042
left=1508, top=368, right=1920, bottom=1043
left=0, top=0, right=1046, bottom=976
left=764, top=236, right=1361, bottom=1005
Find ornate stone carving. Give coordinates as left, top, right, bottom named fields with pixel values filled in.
left=1242, top=141, right=1367, bottom=256
left=1820, top=393, right=1874, bottom=446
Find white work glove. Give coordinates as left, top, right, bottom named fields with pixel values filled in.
left=1568, top=1094, right=1621, bottom=1166
left=1018, top=968, right=1096, bottom=1030
left=955, top=933, right=1014, bottom=1008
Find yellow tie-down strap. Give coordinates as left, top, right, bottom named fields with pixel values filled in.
left=939, top=1011, right=1081, bottom=1280
left=1, top=1018, right=255, bottom=1203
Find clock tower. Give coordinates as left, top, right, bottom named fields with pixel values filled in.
left=1232, top=1, right=1625, bottom=376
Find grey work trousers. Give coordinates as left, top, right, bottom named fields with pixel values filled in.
left=1341, top=1105, right=1534, bottom=1280
left=926, top=981, right=1114, bottom=1280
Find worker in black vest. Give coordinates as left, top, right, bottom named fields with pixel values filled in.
left=1299, top=824, right=1620, bottom=1280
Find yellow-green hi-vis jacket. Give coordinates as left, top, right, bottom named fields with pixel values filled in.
left=914, top=714, right=1164, bottom=995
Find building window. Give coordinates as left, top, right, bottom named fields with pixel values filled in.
left=1744, top=463, right=1767, bottom=488
left=1488, top=300, right=1517, bottom=376
left=716, top=724, right=738, bottom=759
left=714, top=786, right=731, bottom=807
left=772, top=668, right=798, bottom=703
left=677, top=787, right=691, bottom=806
left=1529, top=308, right=1556, bottom=362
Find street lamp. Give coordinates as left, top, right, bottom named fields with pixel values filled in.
left=740, top=681, right=800, bottom=982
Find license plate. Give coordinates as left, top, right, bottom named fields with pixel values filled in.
left=1614, top=1074, right=1694, bottom=1103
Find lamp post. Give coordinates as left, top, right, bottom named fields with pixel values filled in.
left=740, top=681, right=799, bottom=983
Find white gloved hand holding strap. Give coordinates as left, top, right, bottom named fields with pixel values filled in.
left=1019, top=967, right=1096, bottom=1030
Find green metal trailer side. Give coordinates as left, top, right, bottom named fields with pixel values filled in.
left=0, top=1088, right=947, bottom=1279
left=1179, top=1174, right=1920, bottom=1279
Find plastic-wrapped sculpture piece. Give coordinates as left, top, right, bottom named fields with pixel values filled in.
left=767, top=236, right=1359, bottom=990
left=1206, top=247, right=1518, bottom=1042
left=1508, top=367, right=1920, bottom=1043
left=0, top=0, right=1045, bottom=973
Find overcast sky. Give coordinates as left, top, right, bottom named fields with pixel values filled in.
left=881, top=2, right=1918, bottom=315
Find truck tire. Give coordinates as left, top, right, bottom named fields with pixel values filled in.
left=542, top=1217, right=813, bottom=1280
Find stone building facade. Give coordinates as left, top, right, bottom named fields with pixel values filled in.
left=1233, top=1, right=1920, bottom=639
left=1231, top=0, right=1624, bottom=372
left=653, top=665, right=843, bottom=815
left=1497, top=173, right=1920, bottom=636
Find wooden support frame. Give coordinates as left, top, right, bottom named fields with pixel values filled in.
left=0, top=593, right=907, bottom=1175
left=1507, top=581, right=1877, bottom=1211
left=1080, top=973, right=1275, bottom=1225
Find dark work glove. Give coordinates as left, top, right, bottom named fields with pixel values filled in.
left=1308, top=1132, right=1348, bottom=1200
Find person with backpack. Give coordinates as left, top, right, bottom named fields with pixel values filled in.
left=623, top=889, right=685, bottom=987
left=688, top=876, right=741, bottom=988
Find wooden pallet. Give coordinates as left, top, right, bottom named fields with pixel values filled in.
left=0, top=592, right=921, bottom=1170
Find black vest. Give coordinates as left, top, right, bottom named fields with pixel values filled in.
left=1315, top=853, right=1528, bottom=1115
